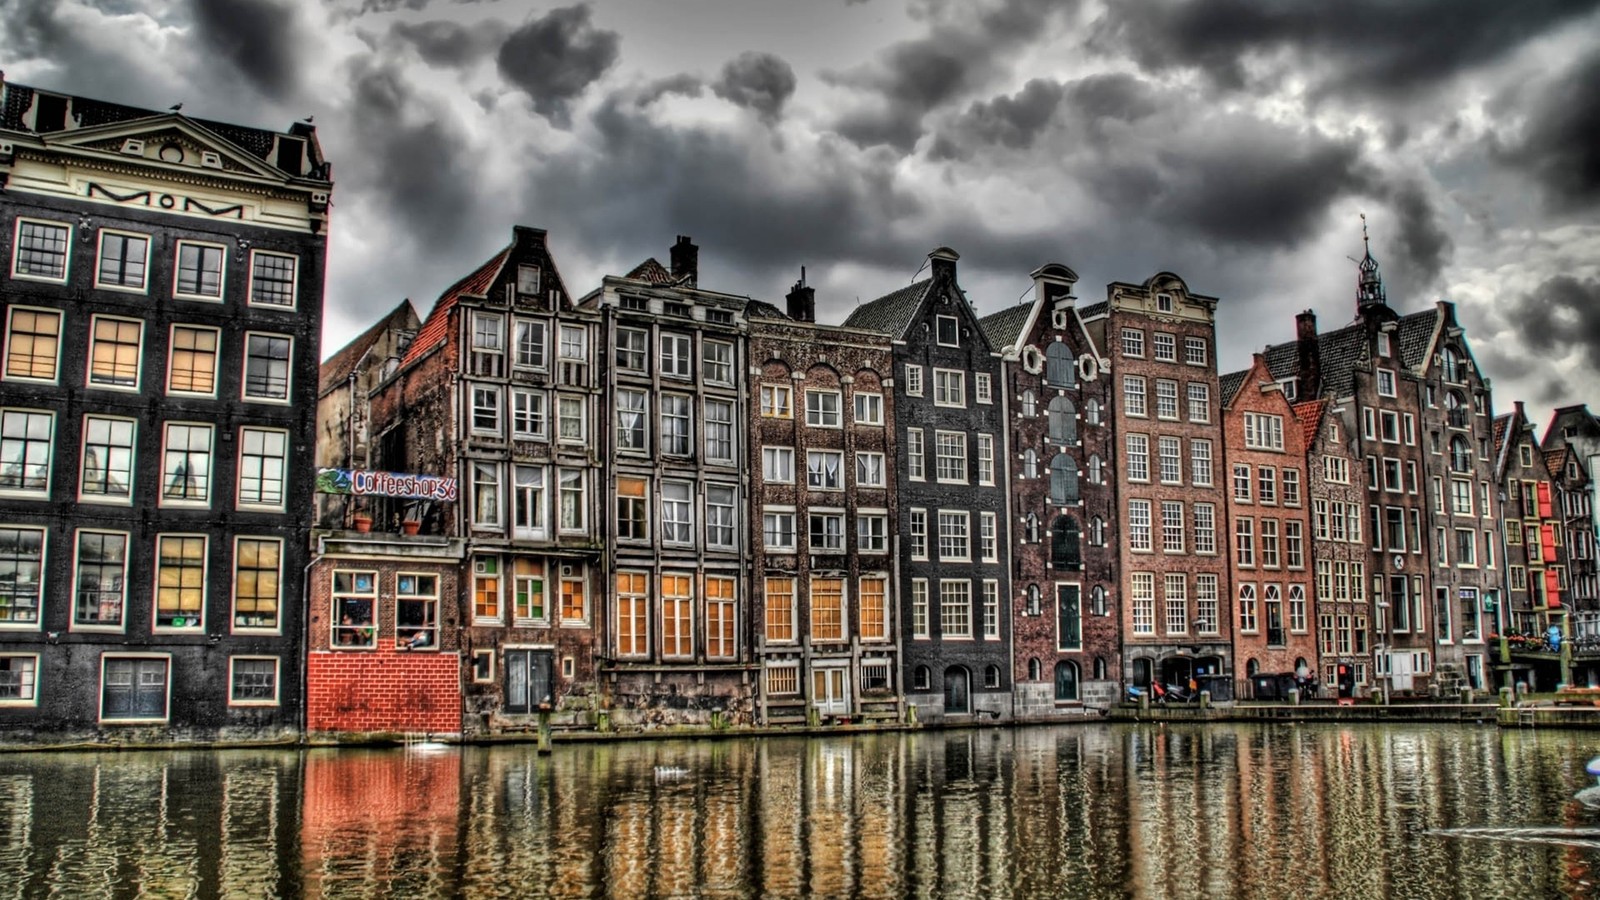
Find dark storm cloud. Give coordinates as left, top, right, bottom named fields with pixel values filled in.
left=343, top=60, right=481, bottom=256
left=712, top=52, right=797, bottom=123
left=496, top=4, right=620, bottom=126
left=1380, top=180, right=1452, bottom=295
left=1093, top=0, right=1600, bottom=101
left=390, top=20, right=501, bottom=68
left=638, top=74, right=704, bottom=106
left=190, top=0, right=302, bottom=100
left=1495, top=49, right=1600, bottom=212
left=1502, top=276, right=1600, bottom=373
left=824, top=0, right=1072, bottom=151
left=929, top=78, right=1063, bottom=159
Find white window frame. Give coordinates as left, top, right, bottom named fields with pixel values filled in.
left=86, top=315, right=144, bottom=392
left=173, top=240, right=227, bottom=301
left=236, top=426, right=289, bottom=511
left=98, top=653, right=172, bottom=724
left=159, top=421, right=212, bottom=507
left=0, top=653, right=40, bottom=706
left=3, top=306, right=63, bottom=384
left=854, top=391, right=884, bottom=425
left=11, top=218, right=72, bottom=283
left=247, top=250, right=299, bottom=309
left=79, top=414, right=137, bottom=505
left=166, top=324, right=221, bottom=398
left=241, top=332, right=294, bottom=403
left=228, top=656, right=281, bottom=707
left=805, top=390, right=843, bottom=427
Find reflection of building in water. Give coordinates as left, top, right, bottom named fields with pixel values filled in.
left=301, top=749, right=460, bottom=897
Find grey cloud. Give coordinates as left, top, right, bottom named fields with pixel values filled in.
left=390, top=19, right=501, bottom=68
left=712, top=52, right=796, bottom=123
left=1379, top=180, right=1452, bottom=298
left=1065, top=73, right=1163, bottom=124
left=929, top=78, right=1063, bottom=160
left=638, top=74, right=704, bottom=105
left=190, top=0, right=301, bottom=100
left=1092, top=0, right=1600, bottom=102
left=823, top=0, right=1072, bottom=151
left=496, top=4, right=620, bottom=126
left=1495, top=49, right=1600, bottom=211
left=1503, top=276, right=1600, bottom=373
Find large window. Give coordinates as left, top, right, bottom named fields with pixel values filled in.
left=81, top=415, right=135, bottom=501
left=472, top=461, right=501, bottom=528
left=1128, top=500, right=1152, bottom=551
left=101, top=657, right=169, bottom=722
left=616, top=475, right=648, bottom=540
left=1165, top=574, right=1187, bottom=634
left=760, top=384, right=792, bottom=418
left=0, top=527, right=44, bottom=626
left=811, top=577, right=845, bottom=642
left=707, top=485, right=736, bottom=549
left=706, top=576, right=736, bottom=659
left=0, top=655, right=38, bottom=704
left=248, top=251, right=297, bottom=307
left=243, top=334, right=292, bottom=401
left=938, top=511, right=970, bottom=560
left=934, top=370, right=965, bottom=407
left=660, top=574, right=694, bottom=659
left=856, top=451, right=886, bottom=488
left=1187, top=383, right=1210, bottom=423
left=233, top=537, right=281, bottom=631
left=854, top=392, right=884, bottom=425
left=4, top=308, right=61, bottom=382
left=763, top=509, right=796, bottom=551
left=907, top=428, right=924, bottom=480
left=229, top=658, right=279, bottom=705
left=1046, top=343, right=1075, bottom=386
left=661, top=394, right=691, bottom=455
left=704, top=399, right=734, bottom=463
left=616, top=572, right=649, bottom=657
left=0, top=409, right=54, bottom=496
left=617, top=389, right=648, bottom=451
left=1048, top=396, right=1076, bottom=444
left=14, top=219, right=70, bottom=280
left=237, top=428, right=288, bottom=509
left=511, top=466, right=546, bottom=540
left=1155, top=379, right=1179, bottom=420
left=471, top=385, right=502, bottom=435
left=763, top=446, right=794, bottom=483
left=161, top=422, right=212, bottom=504
left=860, top=576, right=888, bottom=641
left=175, top=242, right=225, bottom=299
left=559, top=469, right=585, bottom=531
left=807, top=450, right=843, bottom=490
left=1124, top=375, right=1147, bottom=417
left=512, top=389, right=546, bottom=439
left=661, top=481, right=693, bottom=544
left=940, top=580, right=972, bottom=638
left=765, top=577, right=796, bottom=643
left=155, top=535, right=206, bottom=630
left=74, top=530, right=127, bottom=628
left=809, top=511, right=845, bottom=552
left=1190, top=438, right=1213, bottom=486
left=88, top=316, right=142, bottom=389
left=935, top=431, right=967, bottom=483
left=1159, top=436, right=1182, bottom=484
left=516, top=319, right=548, bottom=370
left=660, top=333, right=692, bottom=378
left=806, top=390, right=842, bottom=427
left=1131, top=573, right=1155, bottom=634
left=1126, top=434, right=1149, bottom=482
left=702, top=340, right=734, bottom=385
left=1050, top=455, right=1078, bottom=504
left=333, top=570, right=377, bottom=647
left=514, top=559, right=546, bottom=623
left=1243, top=413, right=1285, bottom=450
left=168, top=325, right=219, bottom=395
left=396, top=573, right=439, bottom=649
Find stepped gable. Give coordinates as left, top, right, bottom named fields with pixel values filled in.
left=978, top=303, right=1032, bottom=351
left=1292, top=399, right=1329, bottom=449
left=319, top=300, right=415, bottom=396
left=400, top=246, right=511, bottom=368
left=1219, top=369, right=1250, bottom=407
left=842, top=279, right=932, bottom=338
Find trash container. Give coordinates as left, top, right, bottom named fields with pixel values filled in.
left=1251, top=674, right=1278, bottom=700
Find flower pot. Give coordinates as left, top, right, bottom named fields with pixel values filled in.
left=401, top=519, right=421, bottom=536
left=353, top=515, right=373, bottom=533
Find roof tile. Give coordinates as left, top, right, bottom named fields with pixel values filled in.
left=401, top=246, right=511, bottom=368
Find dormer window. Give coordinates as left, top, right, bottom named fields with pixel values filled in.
left=1377, top=333, right=1391, bottom=357
left=517, top=265, right=541, bottom=295
left=936, top=315, right=959, bottom=347
left=1156, top=293, right=1174, bottom=313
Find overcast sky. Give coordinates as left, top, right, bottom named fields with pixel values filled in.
left=6, top=0, right=1599, bottom=429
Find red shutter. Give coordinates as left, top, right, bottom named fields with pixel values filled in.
left=1545, top=569, right=1562, bottom=608
left=1537, top=482, right=1554, bottom=518
left=1542, top=524, right=1558, bottom=562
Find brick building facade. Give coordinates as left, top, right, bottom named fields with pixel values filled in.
left=1297, top=398, right=1374, bottom=696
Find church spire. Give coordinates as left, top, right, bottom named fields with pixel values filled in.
left=1356, top=213, right=1386, bottom=310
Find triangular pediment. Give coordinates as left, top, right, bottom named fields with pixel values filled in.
left=41, top=115, right=290, bottom=182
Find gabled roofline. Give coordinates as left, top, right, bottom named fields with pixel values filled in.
left=22, top=113, right=309, bottom=186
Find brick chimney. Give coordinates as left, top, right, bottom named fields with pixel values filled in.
left=928, top=246, right=959, bottom=284
left=786, top=267, right=815, bottom=323
left=1296, top=309, right=1320, bottom=399
left=670, top=235, right=698, bottom=286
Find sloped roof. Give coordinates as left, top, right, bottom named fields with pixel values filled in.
left=1493, top=413, right=1514, bottom=479
left=1397, top=308, right=1440, bottom=369
left=978, top=303, right=1033, bottom=351
left=1292, top=399, right=1329, bottom=450
left=626, top=257, right=675, bottom=285
left=1262, top=307, right=1442, bottom=399
left=1546, top=446, right=1571, bottom=480
left=401, top=245, right=511, bottom=367
left=1219, top=369, right=1249, bottom=406
left=1078, top=301, right=1109, bottom=319
left=842, top=279, right=931, bottom=338
left=319, top=300, right=415, bottom=396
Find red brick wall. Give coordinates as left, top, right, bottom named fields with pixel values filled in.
left=306, top=648, right=462, bottom=735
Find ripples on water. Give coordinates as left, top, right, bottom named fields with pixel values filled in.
left=0, top=725, right=1598, bottom=898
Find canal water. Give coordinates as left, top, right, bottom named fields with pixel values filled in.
left=1, top=724, right=1598, bottom=898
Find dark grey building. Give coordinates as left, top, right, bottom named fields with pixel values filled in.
left=0, top=79, right=331, bottom=742
left=844, top=247, right=1013, bottom=721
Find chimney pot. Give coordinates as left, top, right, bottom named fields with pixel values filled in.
left=786, top=268, right=815, bottom=323
left=670, top=235, right=699, bottom=287
left=928, top=246, right=959, bottom=283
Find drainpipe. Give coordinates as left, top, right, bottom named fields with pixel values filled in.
left=300, top=533, right=326, bottom=743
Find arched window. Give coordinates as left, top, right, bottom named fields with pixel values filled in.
left=1025, top=513, right=1039, bottom=543
left=1093, top=657, right=1107, bottom=680
left=1246, top=658, right=1259, bottom=677
left=914, top=666, right=931, bottom=691
left=1027, top=584, right=1041, bottom=616
left=984, top=664, right=1002, bottom=689
left=1091, top=584, right=1107, bottom=616
left=1021, top=390, right=1037, bottom=417
left=1450, top=436, right=1471, bottom=473
left=1446, top=390, right=1467, bottom=428
left=1443, top=347, right=1463, bottom=383
left=1091, top=516, right=1105, bottom=546
left=1046, top=343, right=1075, bottom=387
left=1048, top=396, right=1077, bottom=444
left=1050, top=455, right=1078, bottom=504
left=1088, top=454, right=1103, bottom=484
left=1054, top=661, right=1080, bottom=701
left=1052, top=516, right=1081, bottom=569
left=1028, top=658, right=1041, bottom=680
left=1085, top=398, right=1101, bottom=425
left=1023, top=449, right=1038, bottom=479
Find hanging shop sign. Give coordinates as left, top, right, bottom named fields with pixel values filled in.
left=315, top=468, right=458, bottom=502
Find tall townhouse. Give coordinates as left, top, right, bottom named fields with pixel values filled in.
left=1495, top=403, right=1570, bottom=690
left=1413, top=302, right=1499, bottom=693
left=0, top=80, right=331, bottom=739
left=980, top=263, right=1120, bottom=714
left=1544, top=405, right=1600, bottom=640
left=1263, top=242, right=1438, bottom=696
left=1295, top=398, right=1374, bottom=697
left=581, top=237, right=770, bottom=726
left=353, top=226, right=604, bottom=736
left=844, top=247, right=1013, bottom=722
left=749, top=277, right=900, bottom=724
left=1082, top=273, right=1229, bottom=694
left=1220, top=355, right=1316, bottom=692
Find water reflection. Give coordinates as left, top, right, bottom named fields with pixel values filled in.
left=0, top=725, right=1598, bottom=897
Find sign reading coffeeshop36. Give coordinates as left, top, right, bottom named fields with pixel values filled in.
left=315, top=468, right=458, bottom=502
